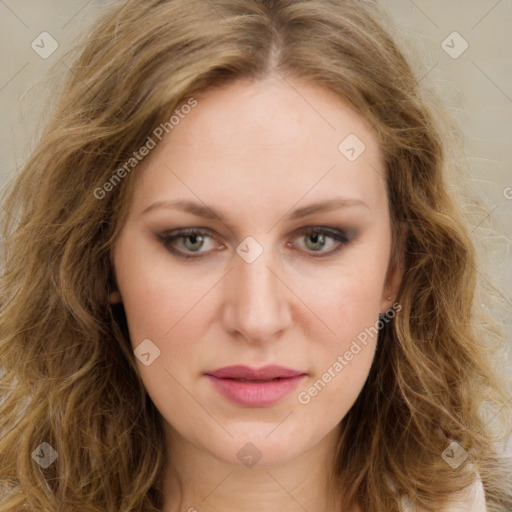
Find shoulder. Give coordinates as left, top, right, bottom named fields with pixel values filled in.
left=399, top=474, right=486, bottom=512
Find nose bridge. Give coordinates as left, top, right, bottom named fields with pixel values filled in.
left=222, top=241, right=292, bottom=342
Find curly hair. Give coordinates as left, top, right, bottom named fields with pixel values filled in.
left=1, top=0, right=511, bottom=511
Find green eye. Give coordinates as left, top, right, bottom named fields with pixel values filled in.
left=304, top=232, right=328, bottom=251
left=182, top=233, right=205, bottom=251
left=157, top=228, right=218, bottom=259
left=294, top=227, right=350, bottom=257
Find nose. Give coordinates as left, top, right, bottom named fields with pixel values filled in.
left=221, top=246, right=293, bottom=344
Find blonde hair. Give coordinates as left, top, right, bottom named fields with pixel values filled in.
left=1, top=0, right=511, bottom=510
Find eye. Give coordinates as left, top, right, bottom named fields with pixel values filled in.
left=290, top=227, right=350, bottom=257
left=157, top=228, right=221, bottom=260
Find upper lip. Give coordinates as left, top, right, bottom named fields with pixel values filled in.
left=205, top=365, right=306, bottom=380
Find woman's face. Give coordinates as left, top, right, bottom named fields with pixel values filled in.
left=111, top=77, right=403, bottom=468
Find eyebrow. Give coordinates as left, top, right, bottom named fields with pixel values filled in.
left=142, top=197, right=369, bottom=226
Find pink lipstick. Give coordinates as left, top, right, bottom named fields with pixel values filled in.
left=205, top=365, right=307, bottom=407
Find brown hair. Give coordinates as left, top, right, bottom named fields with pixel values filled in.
left=1, top=0, right=511, bottom=510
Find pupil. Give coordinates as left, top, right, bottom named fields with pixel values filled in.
left=308, top=233, right=324, bottom=250
left=186, top=234, right=202, bottom=250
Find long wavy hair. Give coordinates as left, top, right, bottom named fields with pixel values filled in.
left=1, top=0, right=511, bottom=510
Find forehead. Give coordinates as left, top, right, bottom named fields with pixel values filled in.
left=130, top=77, right=387, bottom=218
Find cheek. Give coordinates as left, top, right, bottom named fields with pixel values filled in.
left=289, top=254, right=386, bottom=345
left=112, top=234, right=225, bottom=415
left=288, top=252, right=385, bottom=406
left=113, top=232, right=208, bottom=345
left=112, top=237, right=215, bottom=422
left=295, top=278, right=380, bottom=417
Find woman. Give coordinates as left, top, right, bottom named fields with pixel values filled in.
left=1, top=1, right=511, bottom=511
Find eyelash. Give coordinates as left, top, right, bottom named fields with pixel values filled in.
left=156, top=226, right=351, bottom=260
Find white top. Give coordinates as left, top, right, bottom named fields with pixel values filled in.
left=399, top=474, right=487, bottom=511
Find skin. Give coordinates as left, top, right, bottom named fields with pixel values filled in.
left=110, top=75, right=405, bottom=512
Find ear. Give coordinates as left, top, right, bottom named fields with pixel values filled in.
left=380, top=222, right=407, bottom=314
left=108, top=256, right=123, bottom=304
left=109, top=288, right=123, bottom=304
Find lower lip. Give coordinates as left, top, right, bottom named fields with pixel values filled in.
left=206, top=375, right=306, bottom=407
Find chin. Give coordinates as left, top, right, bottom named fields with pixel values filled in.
left=207, top=426, right=315, bottom=469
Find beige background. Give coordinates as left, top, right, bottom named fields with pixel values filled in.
left=0, top=0, right=511, bottom=455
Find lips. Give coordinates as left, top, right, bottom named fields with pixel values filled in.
left=205, top=365, right=307, bottom=407
left=205, top=365, right=306, bottom=380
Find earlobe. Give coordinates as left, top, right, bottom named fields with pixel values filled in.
left=380, top=295, right=393, bottom=316
left=108, top=256, right=122, bottom=304
left=109, top=289, right=122, bottom=304
left=381, top=222, right=408, bottom=314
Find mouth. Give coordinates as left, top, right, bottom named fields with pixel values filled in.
left=204, top=365, right=307, bottom=407
left=205, top=364, right=306, bottom=380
